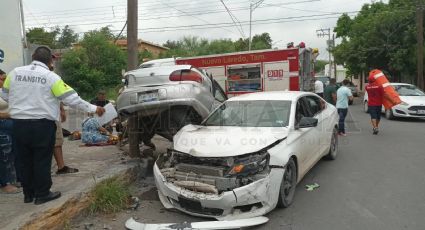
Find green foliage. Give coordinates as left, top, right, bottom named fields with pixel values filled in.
left=333, top=0, right=418, bottom=82
left=26, top=26, right=78, bottom=49
left=61, top=27, right=126, bottom=99
left=89, top=177, right=130, bottom=214
left=56, top=25, right=79, bottom=49
left=314, top=60, right=328, bottom=74
left=160, top=33, right=273, bottom=58
left=26, top=27, right=60, bottom=48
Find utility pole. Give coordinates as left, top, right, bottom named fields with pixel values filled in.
left=127, top=0, right=140, bottom=157
left=333, top=33, right=337, bottom=79
left=417, top=4, right=424, bottom=90
left=248, top=0, right=265, bottom=51
left=316, top=28, right=332, bottom=78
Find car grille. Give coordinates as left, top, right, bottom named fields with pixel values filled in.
left=175, top=196, right=224, bottom=216
left=408, top=106, right=425, bottom=111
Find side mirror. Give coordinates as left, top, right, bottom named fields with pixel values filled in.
left=297, top=117, right=318, bottom=129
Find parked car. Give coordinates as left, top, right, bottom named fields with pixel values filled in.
left=117, top=65, right=227, bottom=143
left=337, top=81, right=359, bottom=97
left=154, top=91, right=339, bottom=220
left=363, top=83, right=425, bottom=119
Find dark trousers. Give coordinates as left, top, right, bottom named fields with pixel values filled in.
left=0, top=119, right=15, bottom=186
left=13, top=119, right=56, bottom=198
left=337, top=108, right=348, bottom=133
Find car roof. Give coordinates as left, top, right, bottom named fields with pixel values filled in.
left=390, top=83, right=413, bottom=86
left=126, top=64, right=193, bottom=76
left=227, top=91, right=315, bottom=102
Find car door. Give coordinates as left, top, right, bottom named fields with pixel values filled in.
left=287, top=96, right=317, bottom=179
left=304, top=95, right=330, bottom=159
left=211, top=79, right=228, bottom=110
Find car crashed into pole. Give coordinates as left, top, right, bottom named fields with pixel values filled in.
left=153, top=91, right=339, bottom=220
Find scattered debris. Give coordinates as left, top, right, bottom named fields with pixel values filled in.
left=84, top=223, right=94, bottom=230
left=128, top=196, right=140, bottom=210
left=305, top=183, right=320, bottom=191
left=125, top=216, right=269, bottom=230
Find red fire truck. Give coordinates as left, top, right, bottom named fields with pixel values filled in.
left=176, top=48, right=318, bottom=97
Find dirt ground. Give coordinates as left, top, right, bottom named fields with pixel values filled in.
left=68, top=173, right=206, bottom=230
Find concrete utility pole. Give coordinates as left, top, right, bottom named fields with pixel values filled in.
left=333, top=33, right=337, bottom=79
left=316, top=28, right=332, bottom=78
left=417, top=4, right=425, bottom=90
left=127, top=0, right=140, bottom=157
left=248, top=0, right=265, bottom=51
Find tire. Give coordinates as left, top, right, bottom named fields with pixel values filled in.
left=385, top=109, right=394, bottom=120
left=277, top=158, right=297, bottom=208
left=364, top=101, right=369, bottom=113
left=324, top=128, right=338, bottom=160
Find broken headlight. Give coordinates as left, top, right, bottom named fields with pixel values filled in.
left=227, top=151, right=269, bottom=177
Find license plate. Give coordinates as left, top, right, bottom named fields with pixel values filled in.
left=417, top=110, right=425, bottom=114
left=138, top=92, right=158, bottom=102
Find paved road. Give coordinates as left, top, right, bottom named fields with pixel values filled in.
left=72, top=100, right=425, bottom=230
left=258, top=100, right=425, bottom=230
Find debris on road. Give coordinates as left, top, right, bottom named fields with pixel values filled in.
left=125, top=216, right=269, bottom=230
left=128, top=196, right=140, bottom=210
left=305, top=183, right=320, bottom=191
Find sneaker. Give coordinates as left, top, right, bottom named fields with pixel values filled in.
left=56, top=166, right=79, bottom=175
left=373, top=128, right=379, bottom=135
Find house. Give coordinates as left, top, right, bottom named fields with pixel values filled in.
left=114, top=39, right=169, bottom=57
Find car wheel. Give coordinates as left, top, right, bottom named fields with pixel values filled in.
left=324, top=128, right=338, bottom=160
left=277, top=158, right=297, bottom=208
left=364, top=101, right=369, bottom=113
left=385, top=109, right=394, bottom=120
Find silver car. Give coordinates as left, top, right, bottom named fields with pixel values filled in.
left=117, top=65, right=227, bottom=142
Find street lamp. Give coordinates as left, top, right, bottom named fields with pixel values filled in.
left=249, top=0, right=265, bottom=51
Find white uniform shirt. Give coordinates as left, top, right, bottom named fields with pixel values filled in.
left=1, top=61, right=97, bottom=121
left=314, top=80, right=324, bottom=94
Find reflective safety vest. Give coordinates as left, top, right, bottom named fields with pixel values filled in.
left=368, top=69, right=401, bottom=109
left=2, top=61, right=96, bottom=121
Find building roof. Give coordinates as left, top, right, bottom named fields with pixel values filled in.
left=114, top=39, right=169, bottom=50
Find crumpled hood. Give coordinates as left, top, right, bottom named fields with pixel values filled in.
left=173, top=125, right=288, bottom=157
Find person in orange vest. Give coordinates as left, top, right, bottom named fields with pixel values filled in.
left=365, top=74, right=384, bottom=135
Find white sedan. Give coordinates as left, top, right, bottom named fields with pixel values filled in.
left=153, top=91, right=339, bottom=220
left=363, top=83, right=425, bottom=119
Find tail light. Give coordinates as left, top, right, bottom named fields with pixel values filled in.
left=169, top=70, right=203, bottom=83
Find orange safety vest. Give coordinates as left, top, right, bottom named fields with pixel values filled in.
left=368, top=69, right=401, bottom=109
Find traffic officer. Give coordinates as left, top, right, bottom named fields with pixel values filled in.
left=1, top=46, right=105, bottom=205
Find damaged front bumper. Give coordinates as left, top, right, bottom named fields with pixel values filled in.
left=125, top=216, right=269, bottom=230
left=153, top=163, right=284, bottom=220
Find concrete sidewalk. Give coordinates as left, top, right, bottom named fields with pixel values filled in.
left=0, top=138, right=141, bottom=230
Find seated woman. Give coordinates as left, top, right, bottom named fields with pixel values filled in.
left=81, top=116, right=110, bottom=145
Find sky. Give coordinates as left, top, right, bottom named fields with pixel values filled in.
left=22, top=0, right=388, bottom=60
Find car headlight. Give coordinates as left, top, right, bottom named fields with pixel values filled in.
left=227, top=151, right=269, bottom=176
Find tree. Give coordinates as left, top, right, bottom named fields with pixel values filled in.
left=333, top=0, right=418, bottom=83
left=26, top=27, right=60, bottom=48
left=314, top=60, right=328, bottom=74
left=56, top=25, right=78, bottom=49
left=61, top=28, right=126, bottom=99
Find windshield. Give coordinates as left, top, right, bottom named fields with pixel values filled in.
left=394, top=85, right=425, bottom=96
left=203, top=100, right=291, bottom=127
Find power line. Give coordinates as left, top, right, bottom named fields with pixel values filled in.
left=219, top=0, right=246, bottom=38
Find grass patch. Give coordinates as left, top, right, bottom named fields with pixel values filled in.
left=89, top=176, right=130, bottom=214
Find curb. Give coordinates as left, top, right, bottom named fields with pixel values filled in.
left=14, top=159, right=148, bottom=230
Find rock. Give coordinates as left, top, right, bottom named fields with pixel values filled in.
left=84, top=223, right=94, bottom=230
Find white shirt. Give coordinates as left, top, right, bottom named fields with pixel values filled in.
left=1, top=61, right=96, bottom=121
left=314, top=80, right=324, bottom=93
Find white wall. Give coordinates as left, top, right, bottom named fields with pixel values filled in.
left=0, top=0, right=25, bottom=73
